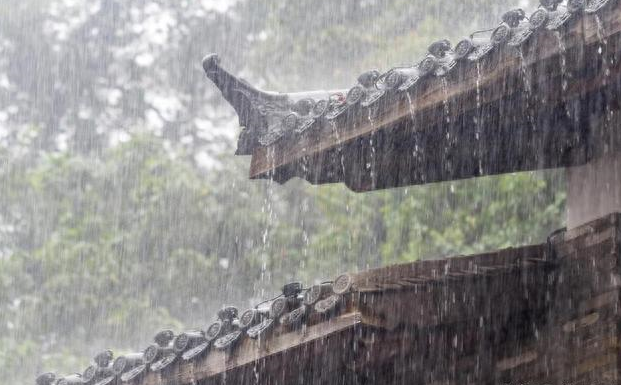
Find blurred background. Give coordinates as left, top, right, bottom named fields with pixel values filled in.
left=0, top=0, right=565, bottom=383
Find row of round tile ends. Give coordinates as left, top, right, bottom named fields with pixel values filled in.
left=35, top=273, right=355, bottom=385
left=258, top=0, right=612, bottom=146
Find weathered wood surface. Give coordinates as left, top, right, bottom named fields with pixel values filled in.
left=249, top=2, right=621, bottom=191
left=348, top=244, right=545, bottom=292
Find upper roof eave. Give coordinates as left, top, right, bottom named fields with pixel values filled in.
left=205, top=0, right=621, bottom=191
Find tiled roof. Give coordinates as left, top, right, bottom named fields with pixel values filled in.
left=33, top=213, right=621, bottom=385
left=36, top=273, right=358, bottom=385
left=37, top=243, right=550, bottom=385
left=203, top=0, right=621, bottom=191
left=204, top=0, right=610, bottom=154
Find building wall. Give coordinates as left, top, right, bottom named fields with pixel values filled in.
left=348, top=214, right=621, bottom=385
left=568, top=152, right=621, bottom=229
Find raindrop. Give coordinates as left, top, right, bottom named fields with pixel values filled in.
left=405, top=91, right=416, bottom=126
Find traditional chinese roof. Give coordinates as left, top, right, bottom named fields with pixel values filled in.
left=204, top=0, right=621, bottom=191
left=35, top=212, right=621, bottom=385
